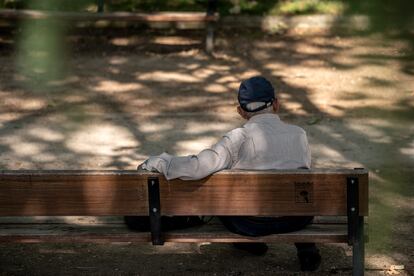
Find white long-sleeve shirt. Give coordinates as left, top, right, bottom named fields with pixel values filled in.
left=142, top=113, right=311, bottom=180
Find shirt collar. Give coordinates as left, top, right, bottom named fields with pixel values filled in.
left=245, top=113, right=281, bottom=125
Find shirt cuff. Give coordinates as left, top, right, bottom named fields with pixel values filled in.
left=157, top=152, right=173, bottom=178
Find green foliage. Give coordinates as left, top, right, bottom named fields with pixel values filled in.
left=0, top=0, right=345, bottom=15
left=16, top=0, right=70, bottom=90
left=215, top=0, right=345, bottom=16
left=107, top=0, right=204, bottom=12
left=345, top=0, right=414, bottom=32
left=272, top=0, right=345, bottom=15
left=1, top=0, right=413, bottom=24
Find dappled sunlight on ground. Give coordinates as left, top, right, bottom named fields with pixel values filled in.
left=0, top=28, right=413, bottom=274
left=137, top=70, right=201, bottom=83
left=95, top=80, right=143, bottom=93
left=66, top=123, right=140, bottom=156
left=400, top=140, right=414, bottom=160
left=152, top=36, right=201, bottom=46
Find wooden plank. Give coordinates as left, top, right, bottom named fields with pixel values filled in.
left=0, top=169, right=368, bottom=176
left=0, top=216, right=359, bottom=227
left=0, top=9, right=219, bottom=22
left=159, top=170, right=368, bottom=216
left=313, top=216, right=348, bottom=224
left=0, top=172, right=149, bottom=216
left=0, top=223, right=347, bottom=244
left=0, top=216, right=349, bottom=225
left=0, top=216, right=124, bottom=224
left=0, top=169, right=368, bottom=216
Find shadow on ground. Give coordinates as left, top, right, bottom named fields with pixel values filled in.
left=0, top=24, right=413, bottom=274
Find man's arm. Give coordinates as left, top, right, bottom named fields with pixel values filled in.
left=142, top=137, right=233, bottom=180
left=141, top=128, right=245, bottom=180
left=303, top=131, right=311, bottom=169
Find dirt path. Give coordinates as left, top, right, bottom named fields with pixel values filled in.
left=0, top=28, right=413, bottom=275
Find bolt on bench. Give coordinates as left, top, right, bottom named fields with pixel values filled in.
left=0, top=169, right=368, bottom=276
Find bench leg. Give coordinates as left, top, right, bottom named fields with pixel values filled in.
left=206, top=22, right=214, bottom=54
left=97, top=0, right=104, bottom=12
left=148, top=177, right=164, bottom=245
left=353, top=216, right=365, bottom=276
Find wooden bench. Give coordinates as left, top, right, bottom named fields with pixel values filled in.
left=0, top=0, right=219, bottom=53
left=0, top=169, right=368, bottom=275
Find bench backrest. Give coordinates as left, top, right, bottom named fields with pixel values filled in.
left=0, top=169, right=368, bottom=217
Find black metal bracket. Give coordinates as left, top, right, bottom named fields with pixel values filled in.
left=348, top=172, right=366, bottom=275
left=347, top=176, right=359, bottom=246
left=148, top=177, right=164, bottom=245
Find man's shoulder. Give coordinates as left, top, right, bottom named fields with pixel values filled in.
left=223, top=127, right=247, bottom=140
left=283, top=123, right=307, bottom=135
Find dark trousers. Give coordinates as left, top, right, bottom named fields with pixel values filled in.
left=220, top=216, right=318, bottom=253
left=295, top=242, right=318, bottom=253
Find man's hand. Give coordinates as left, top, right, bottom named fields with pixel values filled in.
left=137, top=159, right=153, bottom=171
left=136, top=162, right=146, bottom=171
left=136, top=157, right=163, bottom=173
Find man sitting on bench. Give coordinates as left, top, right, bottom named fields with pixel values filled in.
left=138, top=76, right=321, bottom=271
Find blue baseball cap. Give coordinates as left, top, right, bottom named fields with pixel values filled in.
left=238, top=76, right=276, bottom=112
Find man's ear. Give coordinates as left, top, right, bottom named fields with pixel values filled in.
left=237, top=106, right=248, bottom=120
left=272, top=99, right=280, bottom=113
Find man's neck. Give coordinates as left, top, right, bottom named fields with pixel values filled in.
left=247, top=112, right=279, bottom=122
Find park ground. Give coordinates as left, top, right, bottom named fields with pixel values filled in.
left=0, top=24, right=413, bottom=275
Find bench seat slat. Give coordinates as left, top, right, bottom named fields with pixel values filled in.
left=0, top=216, right=349, bottom=225
left=0, top=223, right=347, bottom=244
